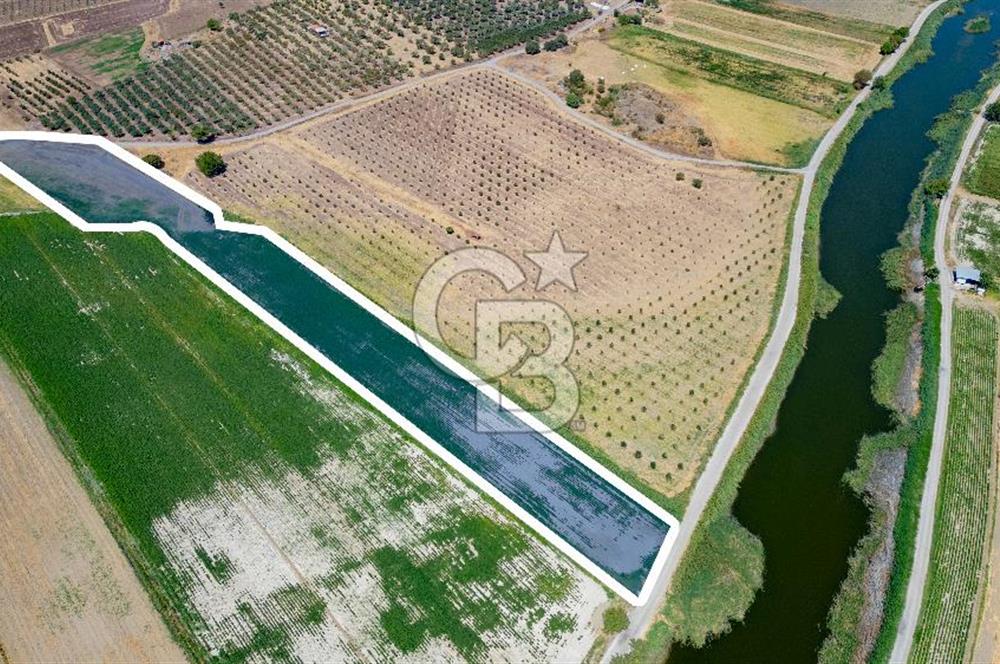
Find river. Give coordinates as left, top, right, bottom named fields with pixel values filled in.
left=670, top=1, right=1000, bottom=661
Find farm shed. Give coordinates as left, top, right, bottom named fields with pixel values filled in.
left=954, top=265, right=983, bottom=287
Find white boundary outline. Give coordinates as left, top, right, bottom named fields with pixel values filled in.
left=0, top=130, right=679, bottom=606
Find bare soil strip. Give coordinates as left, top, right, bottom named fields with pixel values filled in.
left=0, top=360, right=183, bottom=663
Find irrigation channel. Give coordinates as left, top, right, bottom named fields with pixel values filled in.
left=670, top=2, right=1000, bottom=662
left=0, top=138, right=672, bottom=600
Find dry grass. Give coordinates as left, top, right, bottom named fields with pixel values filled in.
left=504, top=38, right=830, bottom=165
left=779, top=0, right=930, bottom=28
left=0, top=360, right=184, bottom=664
left=188, top=68, right=798, bottom=501
left=656, top=0, right=881, bottom=81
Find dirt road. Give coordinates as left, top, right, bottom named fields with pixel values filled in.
left=600, top=0, right=948, bottom=659
left=888, top=80, right=1000, bottom=664
left=0, top=360, right=183, bottom=663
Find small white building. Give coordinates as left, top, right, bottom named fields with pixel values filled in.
left=308, top=24, right=329, bottom=38
left=954, top=265, right=985, bottom=293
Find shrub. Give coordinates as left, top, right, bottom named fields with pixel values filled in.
left=924, top=178, right=950, bottom=198
left=985, top=101, right=1000, bottom=122
left=543, top=34, right=568, bottom=51
left=853, top=69, right=873, bottom=90
left=206, top=18, right=222, bottom=31
left=603, top=606, right=629, bottom=633
left=190, top=124, right=215, bottom=143
left=692, top=178, right=703, bottom=189
left=142, top=153, right=165, bottom=169
left=195, top=151, right=226, bottom=177
left=525, top=39, right=540, bottom=55
left=565, top=91, right=582, bottom=108
left=617, top=13, right=642, bottom=26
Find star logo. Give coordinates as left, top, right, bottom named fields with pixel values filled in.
left=525, top=231, right=588, bottom=291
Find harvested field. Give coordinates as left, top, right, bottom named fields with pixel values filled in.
left=189, top=68, right=799, bottom=501
left=607, top=25, right=852, bottom=117
left=0, top=0, right=122, bottom=25
left=777, top=0, right=930, bottom=28
left=502, top=29, right=832, bottom=165
left=656, top=0, right=882, bottom=81
left=40, top=0, right=168, bottom=48
left=0, top=359, right=184, bottom=663
left=146, top=0, right=274, bottom=42
left=0, top=210, right=606, bottom=662
left=0, top=21, right=47, bottom=59
left=0, top=0, right=169, bottom=60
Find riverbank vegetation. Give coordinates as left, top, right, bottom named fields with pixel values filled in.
left=910, top=306, right=998, bottom=662
left=822, top=14, right=1000, bottom=662
left=611, top=35, right=900, bottom=664
left=0, top=211, right=605, bottom=662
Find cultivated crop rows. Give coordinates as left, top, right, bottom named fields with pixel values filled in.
left=197, top=69, right=796, bottom=499
left=911, top=307, right=999, bottom=663
left=0, top=0, right=120, bottom=24
left=0, top=0, right=588, bottom=139
left=0, top=214, right=605, bottom=662
left=381, top=0, right=588, bottom=55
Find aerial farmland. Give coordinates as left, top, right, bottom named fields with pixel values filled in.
left=189, top=67, right=799, bottom=502
left=4, top=0, right=997, bottom=663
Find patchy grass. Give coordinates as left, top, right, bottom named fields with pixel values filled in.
left=955, top=200, right=1000, bottom=287
left=968, top=125, right=1000, bottom=199
left=51, top=29, right=148, bottom=80
left=609, top=25, right=852, bottom=117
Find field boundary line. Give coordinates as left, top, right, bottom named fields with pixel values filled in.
left=600, top=0, right=948, bottom=657
left=889, top=80, right=1000, bottom=664
left=0, top=129, right=679, bottom=607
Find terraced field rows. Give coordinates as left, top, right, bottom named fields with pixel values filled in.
left=911, top=306, right=998, bottom=663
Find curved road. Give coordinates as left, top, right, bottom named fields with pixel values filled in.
left=601, top=0, right=947, bottom=659
left=888, top=81, right=1000, bottom=664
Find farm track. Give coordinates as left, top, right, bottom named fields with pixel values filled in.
left=116, top=1, right=794, bottom=174
left=601, top=0, right=948, bottom=658
left=889, top=78, right=1000, bottom=664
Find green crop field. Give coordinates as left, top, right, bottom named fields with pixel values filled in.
left=51, top=28, right=148, bottom=80
left=0, top=211, right=604, bottom=662
left=968, top=125, right=1000, bottom=199
left=910, top=306, right=997, bottom=663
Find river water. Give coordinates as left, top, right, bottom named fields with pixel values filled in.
left=0, top=139, right=669, bottom=596
left=670, top=1, right=1000, bottom=661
